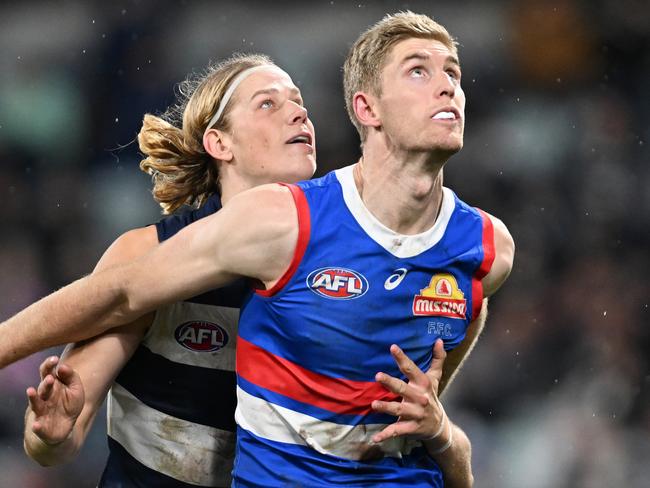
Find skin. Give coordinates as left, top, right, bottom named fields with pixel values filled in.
left=4, top=38, right=516, bottom=487
left=24, top=228, right=157, bottom=465
left=22, top=66, right=317, bottom=470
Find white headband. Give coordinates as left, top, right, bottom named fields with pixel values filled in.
left=203, top=64, right=280, bottom=137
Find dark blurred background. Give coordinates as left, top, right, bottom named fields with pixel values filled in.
left=0, top=0, right=648, bottom=486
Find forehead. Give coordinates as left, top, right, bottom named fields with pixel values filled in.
left=235, top=68, right=299, bottom=98
left=386, top=37, right=458, bottom=67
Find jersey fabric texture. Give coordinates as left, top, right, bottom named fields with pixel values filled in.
left=233, top=165, right=494, bottom=487
left=101, top=193, right=247, bottom=487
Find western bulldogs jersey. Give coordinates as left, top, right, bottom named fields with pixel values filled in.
left=101, top=193, right=247, bottom=487
left=234, top=165, right=494, bottom=487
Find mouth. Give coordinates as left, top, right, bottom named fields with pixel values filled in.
left=286, top=131, right=313, bottom=146
left=431, top=107, right=461, bottom=121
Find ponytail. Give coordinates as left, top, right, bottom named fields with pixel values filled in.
left=138, top=114, right=218, bottom=214
left=137, top=53, right=274, bottom=214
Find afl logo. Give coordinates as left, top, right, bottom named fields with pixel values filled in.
left=306, top=267, right=369, bottom=300
left=174, top=321, right=229, bottom=352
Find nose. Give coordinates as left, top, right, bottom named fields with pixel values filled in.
left=435, top=71, right=456, bottom=99
left=288, top=102, right=308, bottom=125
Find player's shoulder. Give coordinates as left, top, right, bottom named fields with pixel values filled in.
left=480, top=210, right=515, bottom=296
left=95, top=226, right=159, bottom=271
left=228, top=183, right=297, bottom=220
left=480, top=211, right=514, bottom=253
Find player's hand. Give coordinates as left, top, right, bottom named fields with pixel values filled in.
left=371, top=339, right=447, bottom=442
left=26, top=356, right=85, bottom=445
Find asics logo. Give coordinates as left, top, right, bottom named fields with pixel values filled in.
left=384, top=268, right=408, bottom=290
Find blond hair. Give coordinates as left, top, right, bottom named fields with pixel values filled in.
left=139, top=53, right=274, bottom=214
left=343, top=11, right=458, bottom=142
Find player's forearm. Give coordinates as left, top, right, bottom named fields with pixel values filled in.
left=23, top=408, right=83, bottom=466
left=0, top=271, right=133, bottom=369
left=424, top=420, right=473, bottom=488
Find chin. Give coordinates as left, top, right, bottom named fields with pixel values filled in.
left=285, top=159, right=317, bottom=183
left=433, top=136, right=463, bottom=157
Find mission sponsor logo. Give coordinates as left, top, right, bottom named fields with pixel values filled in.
left=174, top=321, right=229, bottom=352
left=306, top=267, right=369, bottom=300
left=412, top=273, right=467, bottom=319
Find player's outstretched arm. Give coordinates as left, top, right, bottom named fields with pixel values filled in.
left=0, top=184, right=297, bottom=369
left=372, top=341, right=473, bottom=488
left=24, top=227, right=158, bottom=465
left=438, top=213, right=515, bottom=394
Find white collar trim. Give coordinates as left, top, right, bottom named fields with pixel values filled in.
left=335, top=165, right=455, bottom=258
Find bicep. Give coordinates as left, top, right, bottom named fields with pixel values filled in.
left=122, top=185, right=298, bottom=312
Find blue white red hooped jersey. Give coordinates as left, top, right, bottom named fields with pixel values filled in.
left=234, top=165, right=495, bottom=487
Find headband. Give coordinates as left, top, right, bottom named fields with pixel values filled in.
left=203, top=64, right=280, bottom=137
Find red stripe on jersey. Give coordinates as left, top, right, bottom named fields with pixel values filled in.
left=255, top=183, right=311, bottom=297
left=236, top=336, right=399, bottom=415
left=471, top=209, right=496, bottom=320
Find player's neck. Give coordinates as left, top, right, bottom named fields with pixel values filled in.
left=354, top=146, right=445, bottom=235
left=219, top=171, right=258, bottom=205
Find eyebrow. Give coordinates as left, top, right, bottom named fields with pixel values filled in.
left=250, top=87, right=301, bottom=100
left=400, top=52, right=461, bottom=68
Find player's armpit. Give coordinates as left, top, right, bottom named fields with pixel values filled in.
left=439, top=298, right=488, bottom=396
left=211, top=183, right=300, bottom=288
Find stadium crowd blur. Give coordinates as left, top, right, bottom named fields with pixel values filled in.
left=1, top=1, right=648, bottom=486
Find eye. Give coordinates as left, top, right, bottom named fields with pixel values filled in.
left=446, top=68, right=461, bottom=81
left=259, top=99, right=275, bottom=109
left=409, top=67, right=426, bottom=78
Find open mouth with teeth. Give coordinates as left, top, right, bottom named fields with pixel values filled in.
left=432, top=111, right=458, bottom=120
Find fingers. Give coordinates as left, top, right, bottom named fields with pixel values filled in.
left=371, top=398, right=424, bottom=418
left=55, top=363, right=79, bottom=387
left=31, top=420, right=45, bottom=437
left=375, top=372, right=429, bottom=406
left=38, top=356, right=59, bottom=381
left=36, top=374, right=55, bottom=400
left=426, top=339, right=447, bottom=383
left=430, top=339, right=447, bottom=368
left=371, top=420, right=419, bottom=443
left=389, top=344, right=426, bottom=383
left=26, top=386, right=42, bottom=413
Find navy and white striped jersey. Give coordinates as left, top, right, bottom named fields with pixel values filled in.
left=100, top=194, right=247, bottom=487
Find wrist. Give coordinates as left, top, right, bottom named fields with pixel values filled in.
left=24, top=427, right=77, bottom=466
left=424, top=399, right=449, bottom=442
left=424, top=419, right=453, bottom=455
left=423, top=402, right=454, bottom=455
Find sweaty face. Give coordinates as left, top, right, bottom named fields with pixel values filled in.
left=375, top=38, right=465, bottom=158
left=225, top=68, right=316, bottom=186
